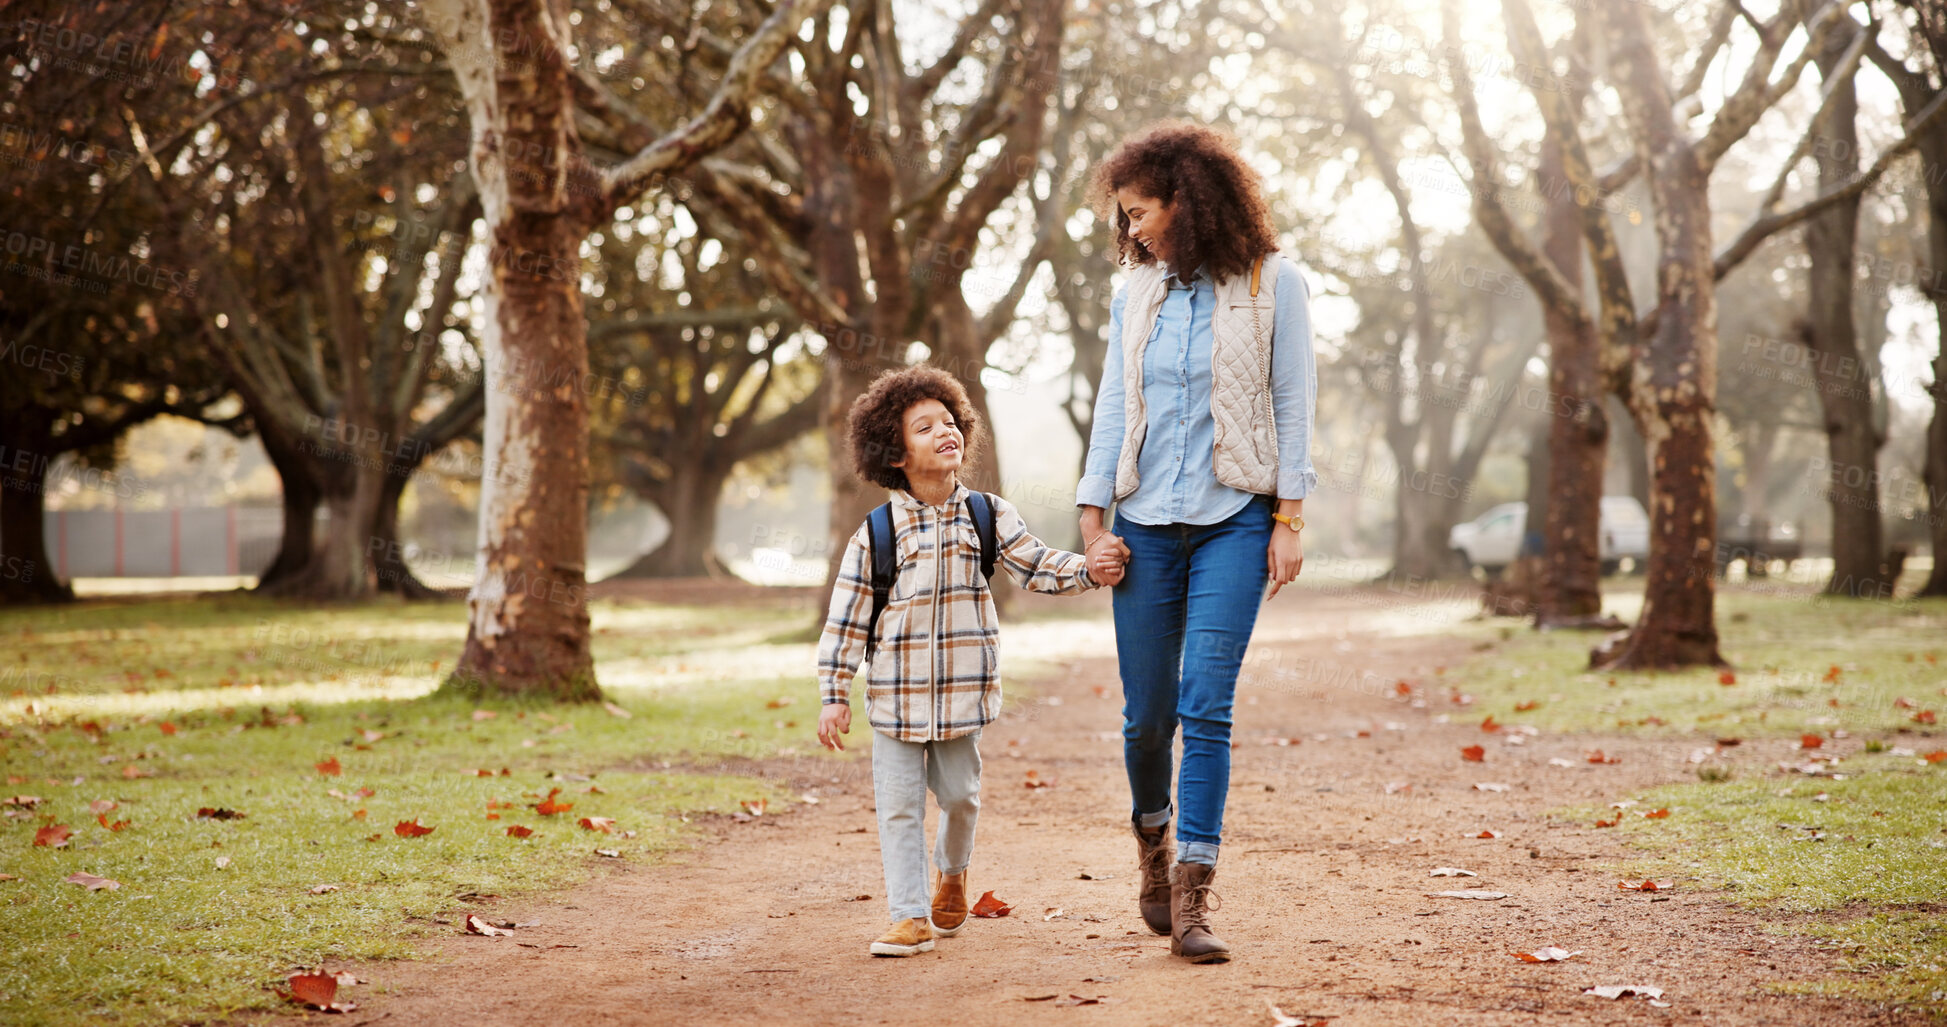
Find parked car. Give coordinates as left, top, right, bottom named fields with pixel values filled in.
left=1448, top=496, right=1651, bottom=577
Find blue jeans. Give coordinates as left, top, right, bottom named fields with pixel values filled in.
left=1112, top=494, right=1272, bottom=864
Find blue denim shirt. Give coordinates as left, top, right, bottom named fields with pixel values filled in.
left=1076, top=257, right=1319, bottom=526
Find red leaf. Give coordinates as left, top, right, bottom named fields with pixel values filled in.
left=351, top=809, right=367, bottom=820
left=1717, top=671, right=1736, bottom=686
left=393, top=819, right=435, bottom=838
left=316, top=758, right=342, bottom=776
left=505, top=825, right=534, bottom=838
left=1395, top=681, right=1413, bottom=696
left=578, top=816, right=614, bottom=833
left=63, top=871, right=119, bottom=891
left=1924, top=750, right=1947, bottom=764
left=1593, top=817, right=1619, bottom=828
left=88, top=800, right=117, bottom=815
left=353, top=786, right=375, bottom=799
left=486, top=813, right=501, bottom=821
left=1480, top=715, right=1500, bottom=733
left=1476, top=829, right=1499, bottom=839
left=96, top=814, right=129, bottom=832
left=1799, top=734, right=1824, bottom=749
left=1514, top=700, right=1539, bottom=712
left=279, top=971, right=355, bottom=1012
left=1024, top=770, right=1056, bottom=789
left=1823, top=665, right=1842, bottom=683
left=1586, top=751, right=1620, bottom=764
left=971, top=890, right=1013, bottom=918
left=33, top=824, right=72, bottom=847
left=740, top=798, right=768, bottom=815
left=120, top=765, right=146, bottom=780
left=1619, top=879, right=1676, bottom=891
left=1512, top=946, right=1580, bottom=962
left=159, top=721, right=179, bottom=735
left=532, top=788, right=573, bottom=816
left=1894, top=697, right=1918, bottom=709
left=1914, top=710, right=1938, bottom=725
left=2, top=795, right=40, bottom=808
left=1460, top=745, right=1485, bottom=762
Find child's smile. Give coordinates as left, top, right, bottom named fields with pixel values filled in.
left=894, top=398, right=964, bottom=484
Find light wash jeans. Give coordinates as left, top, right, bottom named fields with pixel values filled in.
left=872, top=729, right=982, bottom=923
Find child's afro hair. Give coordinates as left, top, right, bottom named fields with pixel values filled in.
left=845, top=364, right=985, bottom=492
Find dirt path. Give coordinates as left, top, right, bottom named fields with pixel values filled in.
left=318, top=591, right=1912, bottom=1026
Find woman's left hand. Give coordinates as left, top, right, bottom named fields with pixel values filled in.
left=1266, top=529, right=1304, bottom=600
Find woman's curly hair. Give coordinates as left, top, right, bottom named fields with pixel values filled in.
left=845, top=365, right=986, bottom=492
left=1089, top=121, right=1279, bottom=283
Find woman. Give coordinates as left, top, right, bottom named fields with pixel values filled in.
left=1075, top=122, right=1317, bottom=964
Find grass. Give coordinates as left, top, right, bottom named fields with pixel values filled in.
left=1447, top=584, right=1947, bottom=740
left=1466, top=582, right=1947, bottom=1011
left=0, top=592, right=827, bottom=1026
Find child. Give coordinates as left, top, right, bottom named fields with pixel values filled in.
left=816, top=365, right=1127, bottom=957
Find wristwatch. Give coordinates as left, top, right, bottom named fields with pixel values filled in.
left=1272, top=512, right=1305, bottom=533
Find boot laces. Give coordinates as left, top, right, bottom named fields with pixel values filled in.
left=1183, top=881, right=1222, bottom=918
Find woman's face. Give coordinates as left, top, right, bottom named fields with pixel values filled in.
left=1115, top=187, right=1173, bottom=266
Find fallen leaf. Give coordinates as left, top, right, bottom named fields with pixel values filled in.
left=33, top=824, right=72, bottom=847
left=1384, top=781, right=1412, bottom=795
left=1924, top=750, right=1946, bottom=764
left=394, top=819, right=435, bottom=838
left=1548, top=757, right=1576, bottom=768
left=1823, top=665, right=1842, bottom=683
left=1428, top=867, right=1477, bottom=877
left=1800, top=734, right=1823, bottom=749
left=1473, top=782, right=1510, bottom=793
left=196, top=807, right=245, bottom=820
left=763, top=697, right=793, bottom=709
left=2, top=795, right=41, bottom=808
left=0, top=874, right=16, bottom=882
left=740, top=799, right=768, bottom=815
left=1640, top=808, right=1671, bottom=819
left=505, top=825, right=534, bottom=838
left=1593, top=817, right=1620, bottom=828
left=352, top=809, right=367, bottom=820
left=120, top=765, right=146, bottom=780
left=1395, top=681, right=1413, bottom=696
left=353, top=786, right=374, bottom=799
left=159, top=721, right=179, bottom=735
left=279, top=971, right=356, bottom=1013
left=1475, top=830, right=1499, bottom=839
left=1718, top=671, right=1736, bottom=685
left=603, top=702, right=632, bottom=718
left=315, top=758, right=342, bottom=776
left=1267, top=1000, right=1322, bottom=1027
left=1584, top=984, right=1663, bottom=1000
left=310, top=884, right=340, bottom=894
left=971, top=890, right=1012, bottom=918
left=1915, top=710, right=1938, bottom=725
left=1895, top=697, right=1918, bottom=709
left=1512, top=946, right=1581, bottom=962
left=578, top=816, right=615, bottom=833
left=1586, top=751, right=1620, bottom=764
left=472, top=710, right=497, bottom=721
left=1618, top=880, right=1675, bottom=891
left=532, top=789, right=574, bottom=816
left=96, top=813, right=129, bottom=832
left=1480, top=715, right=1500, bottom=733
left=1024, top=770, right=1056, bottom=789
left=1429, top=890, right=1507, bottom=900
left=1043, top=907, right=1064, bottom=921
left=1514, top=700, right=1539, bottom=711
left=1460, top=745, right=1485, bottom=762
left=63, top=871, right=119, bottom=891
left=215, top=856, right=231, bottom=869
left=464, top=913, right=512, bottom=937
left=88, top=799, right=117, bottom=815
left=594, top=848, right=621, bottom=857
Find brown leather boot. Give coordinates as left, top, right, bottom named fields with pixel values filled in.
left=1134, top=822, right=1173, bottom=935
left=1170, top=861, right=1231, bottom=963
left=930, top=871, right=969, bottom=936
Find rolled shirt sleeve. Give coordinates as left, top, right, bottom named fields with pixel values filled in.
left=1075, top=289, right=1127, bottom=511
left=1271, top=258, right=1319, bottom=501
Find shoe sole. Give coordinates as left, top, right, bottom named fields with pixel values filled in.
left=870, top=940, right=936, bottom=957
left=1171, top=944, right=1232, bottom=964
left=930, top=917, right=966, bottom=937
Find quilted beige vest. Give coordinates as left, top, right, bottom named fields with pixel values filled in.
left=1114, top=254, right=1280, bottom=500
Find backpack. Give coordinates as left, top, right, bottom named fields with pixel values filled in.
left=864, top=491, right=997, bottom=659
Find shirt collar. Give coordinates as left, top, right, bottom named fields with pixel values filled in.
left=893, top=481, right=968, bottom=512
left=1161, top=261, right=1203, bottom=289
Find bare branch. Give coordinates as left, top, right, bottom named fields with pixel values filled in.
left=1696, top=2, right=1843, bottom=172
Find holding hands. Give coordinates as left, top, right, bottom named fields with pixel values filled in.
left=1086, top=531, right=1130, bottom=587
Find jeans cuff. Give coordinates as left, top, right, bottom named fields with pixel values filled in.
left=1177, top=841, right=1219, bottom=865
left=1134, top=803, right=1173, bottom=830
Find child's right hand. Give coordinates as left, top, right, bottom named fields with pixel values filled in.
left=817, top=702, right=852, bottom=751
left=1088, top=532, right=1130, bottom=586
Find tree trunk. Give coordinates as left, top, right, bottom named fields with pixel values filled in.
left=1804, top=31, right=1887, bottom=600
left=608, top=464, right=732, bottom=579
left=1598, top=157, right=1724, bottom=669
left=0, top=413, right=72, bottom=604
left=253, top=427, right=322, bottom=592
left=1535, top=129, right=1608, bottom=628
left=1916, top=132, right=1947, bottom=596
left=447, top=209, right=599, bottom=700
left=1388, top=429, right=1469, bottom=580
left=371, top=457, right=442, bottom=598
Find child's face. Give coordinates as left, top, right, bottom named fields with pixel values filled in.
left=889, top=398, right=963, bottom=483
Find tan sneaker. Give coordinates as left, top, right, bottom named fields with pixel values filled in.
left=931, top=871, right=969, bottom=936
left=869, top=917, right=936, bottom=957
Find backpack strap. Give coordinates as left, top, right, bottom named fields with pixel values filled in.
left=864, top=502, right=896, bottom=660
left=965, top=490, right=998, bottom=583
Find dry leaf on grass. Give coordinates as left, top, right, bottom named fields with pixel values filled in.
left=740, top=799, right=767, bottom=816
left=594, top=848, right=621, bottom=858
left=602, top=702, right=632, bottom=719
left=97, top=813, right=130, bottom=832
left=1586, top=751, right=1620, bottom=764
left=34, top=824, right=72, bottom=847
left=315, top=758, right=342, bottom=776
left=309, top=885, right=340, bottom=894
left=1511, top=946, right=1580, bottom=962
left=87, top=799, right=117, bottom=815
left=578, top=816, right=614, bottom=833
left=279, top=971, right=356, bottom=1013
left=532, top=788, right=574, bottom=816
left=971, top=890, right=1012, bottom=918
left=394, top=819, right=435, bottom=838
left=215, top=856, right=231, bottom=869
left=63, top=871, right=119, bottom=891
left=1799, top=734, right=1824, bottom=749
left=1460, top=745, right=1485, bottom=762
left=196, top=807, right=245, bottom=820
left=1618, top=880, right=1675, bottom=892
left=1640, top=808, right=1670, bottom=819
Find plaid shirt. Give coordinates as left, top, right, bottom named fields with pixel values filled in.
left=817, top=483, right=1099, bottom=742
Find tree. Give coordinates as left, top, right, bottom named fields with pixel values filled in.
left=418, top=0, right=832, bottom=698
left=586, top=217, right=822, bottom=579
